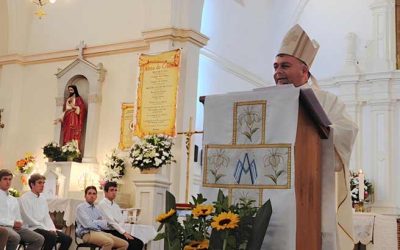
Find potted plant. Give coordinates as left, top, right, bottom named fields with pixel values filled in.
left=42, top=142, right=62, bottom=161
left=16, top=153, right=35, bottom=189
left=155, top=190, right=272, bottom=250
left=99, top=149, right=126, bottom=189
left=129, top=134, right=175, bottom=174
left=61, top=140, right=81, bottom=161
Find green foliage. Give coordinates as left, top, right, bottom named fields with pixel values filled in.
left=156, top=190, right=272, bottom=250
left=43, top=142, right=62, bottom=160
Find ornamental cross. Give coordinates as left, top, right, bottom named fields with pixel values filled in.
left=0, top=109, right=4, bottom=128
left=177, top=117, right=203, bottom=202
left=77, top=41, right=86, bottom=59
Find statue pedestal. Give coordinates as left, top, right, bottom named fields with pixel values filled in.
left=44, top=162, right=101, bottom=199
left=132, top=173, right=171, bottom=250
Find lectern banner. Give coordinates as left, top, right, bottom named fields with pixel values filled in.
left=134, top=49, right=181, bottom=137
left=202, top=85, right=300, bottom=250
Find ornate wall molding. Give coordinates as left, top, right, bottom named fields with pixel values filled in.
left=142, top=27, right=209, bottom=48
left=320, top=70, right=399, bottom=210
left=0, top=27, right=208, bottom=66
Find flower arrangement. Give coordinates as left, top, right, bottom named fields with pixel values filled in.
left=350, top=170, right=373, bottom=203
left=16, top=153, right=35, bottom=174
left=129, top=134, right=175, bottom=171
left=8, top=188, right=20, bottom=197
left=61, top=140, right=80, bottom=161
left=102, top=149, right=126, bottom=182
left=155, top=190, right=272, bottom=250
left=42, top=141, right=62, bottom=160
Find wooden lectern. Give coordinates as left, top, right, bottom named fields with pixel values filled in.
left=200, top=88, right=331, bottom=250
left=295, top=88, right=331, bottom=250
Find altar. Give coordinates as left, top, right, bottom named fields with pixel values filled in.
left=43, top=162, right=101, bottom=199
left=353, top=212, right=398, bottom=250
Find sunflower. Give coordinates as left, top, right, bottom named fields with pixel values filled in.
left=198, top=239, right=209, bottom=249
left=192, top=204, right=213, bottom=217
left=183, top=239, right=209, bottom=250
left=211, top=211, right=240, bottom=230
left=156, top=208, right=176, bottom=223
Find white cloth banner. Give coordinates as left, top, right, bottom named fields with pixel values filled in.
left=202, top=86, right=300, bottom=250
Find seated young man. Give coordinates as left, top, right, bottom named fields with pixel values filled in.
left=98, top=181, right=144, bottom=250
left=0, top=169, right=44, bottom=250
left=76, top=186, right=129, bottom=250
left=19, top=174, right=72, bottom=250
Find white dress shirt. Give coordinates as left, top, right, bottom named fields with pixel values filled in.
left=98, top=198, right=126, bottom=234
left=19, top=191, right=56, bottom=231
left=0, top=189, right=22, bottom=227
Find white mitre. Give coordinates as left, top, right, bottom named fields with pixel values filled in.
left=278, top=24, right=320, bottom=68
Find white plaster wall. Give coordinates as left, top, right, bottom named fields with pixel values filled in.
left=201, top=0, right=375, bottom=82
left=298, top=0, right=373, bottom=78
left=90, top=53, right=139, bottom=161
left=10, top=0, right=145, bottom=54
left=196, top=53, right=265, bottom=131
left=0, top=61, right=66, bottom=172
left=0, top=0, right=8, bottom=55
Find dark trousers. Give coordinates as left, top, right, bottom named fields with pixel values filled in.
left=34, top=229, right=72, bottom=250
left=103, top=230, right=144, bottom=250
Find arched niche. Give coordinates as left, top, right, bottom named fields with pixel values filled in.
left=55, top=58, right=106, bottom=163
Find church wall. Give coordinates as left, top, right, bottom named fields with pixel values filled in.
left=11, top=0, right=145, bottom=54
left=0, top=0, right=8, bottom=55
left=88, top=53, right=141, bottom=205
left=201, top=0, right=375, bottom=82
left=297, top=0, right=373, bottom=79
left=0, top=61, right=67, bottom=170
left=0, top=0, right=209, bottom=209
left=201, top=0, right=300, bottom=84
left=0, top=52, right=144, bottom=202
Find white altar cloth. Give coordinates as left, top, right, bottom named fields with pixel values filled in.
left=47, top=198, right=83, bottom=226
left=353, top=212, right=398, bottom=250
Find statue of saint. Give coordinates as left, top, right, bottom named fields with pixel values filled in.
left=55, top=85, right=86, bottom=150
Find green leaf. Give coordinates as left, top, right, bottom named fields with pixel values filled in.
left=164, top=191, right=178, bottom=250
left=246, top=199, right=272, bottom=250
left=154, top=232, right=166, bottom=241
left=170, top=240, right=181, bottom=250
left=276, top=170, right=285, bottom=178
left=215, top=174, right=225, bottom=183
left=250, top=127, right=259, bottom=134
left=209, top=229, right=224, bottom=250
left=266, top=175, right=277, bottom=184
left=157, top=223, right=164, bottom=232
left=166, top=191, right=176, bottom=212
left=243, top=132, right=252, bottom=141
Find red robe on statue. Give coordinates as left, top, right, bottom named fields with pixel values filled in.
left=61, top=95, right=86, bottom=150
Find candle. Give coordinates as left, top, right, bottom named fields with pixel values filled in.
left=358, top=169, right=365, bottom=201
